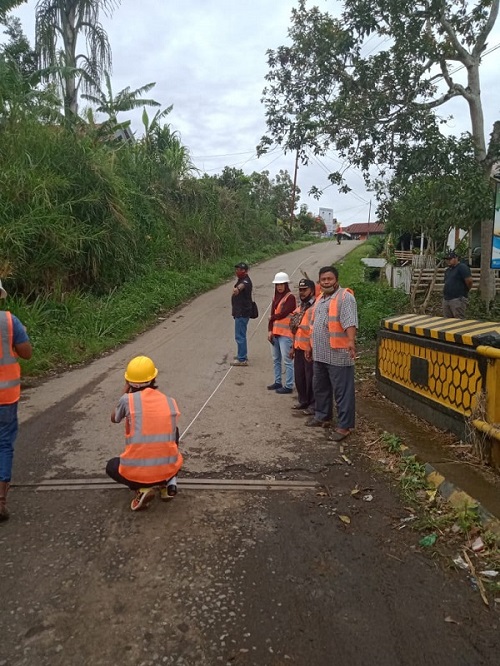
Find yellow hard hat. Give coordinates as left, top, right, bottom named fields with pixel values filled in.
left=124, top=356, right=158, bottom=384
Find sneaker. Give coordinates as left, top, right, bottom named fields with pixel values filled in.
left=130, top=487, right=156, bottom=511
left=275, top=387, right=293, bottom=394
left=230, top=360, right=248, bottom=367
left=160, top=484, right=177, bottom=500
left=291, top=404, right=308, bottom=410
left=303, top=407, right=315, bottom=416
left=305, top=417, right=330, bottom=428
left=267, top=382, right=282, bottom=390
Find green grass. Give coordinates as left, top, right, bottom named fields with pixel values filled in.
left=336, top=238, right=410, bottom=345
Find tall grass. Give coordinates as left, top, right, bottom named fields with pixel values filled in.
left=0, top=118, right=284, bottom=297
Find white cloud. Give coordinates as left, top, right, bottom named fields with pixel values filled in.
left=6, top=0, right=500, bottom=225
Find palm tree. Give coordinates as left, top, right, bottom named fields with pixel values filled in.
left=0, top=1, right=27, bottom=22
left=80, top=71, right=160, bottom=125
left=35, top=0, right=120, bottom=117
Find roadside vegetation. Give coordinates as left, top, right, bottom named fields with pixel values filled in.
left=0, top=8, right=325, bottom=376
left=370, top=431, right=500, bottom=605
left=335, top=237, right=410, bottom=375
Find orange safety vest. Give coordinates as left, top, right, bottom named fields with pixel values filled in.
left=292, top=306, right=313, bottom=351
left=309, top=288, right=355, bottom=350
left=272, top=293, right=294, bottom=338
left=119, top=388, right=183, bottom=484
left=0, top=311, right=21, bottom=405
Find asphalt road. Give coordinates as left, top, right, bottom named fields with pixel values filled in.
left=1, top=240, right=499, bottom=665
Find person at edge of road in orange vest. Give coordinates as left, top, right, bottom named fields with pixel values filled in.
left=267, top=271, right=296, bottom=394
left=106, top=356, right=183, bottom=512
left=0, top=279, right=33, bottom=522
left=305, top=266, right=358, bottom=442
left=289, top=278, right=317, bottom=414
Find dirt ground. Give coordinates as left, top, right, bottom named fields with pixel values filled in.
left=2, top=241, right=500, bottom=666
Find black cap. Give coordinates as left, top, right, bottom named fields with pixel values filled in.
left=235, top=262, right=249, bottom=270
left=298, top=278, right=315, bottom=290
left=445, top=251, right=458, bottom=259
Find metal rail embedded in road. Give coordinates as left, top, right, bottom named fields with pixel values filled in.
left=13, top=478, right=320, bottom=492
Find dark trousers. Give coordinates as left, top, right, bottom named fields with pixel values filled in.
left=294, top=349, right=314, bottom=407
left=106, top=457, right=176, bottom=491
left=313, top=362, right=355, bottom=430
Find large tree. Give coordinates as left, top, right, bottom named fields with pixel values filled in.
left=379, top=132, right=492, bottom=250
left=260, top=0, right=499, bottom=301
left=35, top=0, right=120, bottom=117
left=0, top=16, right=60, bottom=122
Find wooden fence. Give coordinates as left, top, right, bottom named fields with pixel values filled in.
left=410, top=268, right=500, bottom=294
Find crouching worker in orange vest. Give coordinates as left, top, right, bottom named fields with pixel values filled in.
left=106, top=356, right=183, bottom=512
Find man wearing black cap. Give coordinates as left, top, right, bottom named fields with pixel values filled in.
left=231, top=263, right=253, bottom=366
left=289, top=278, right=317, bottom=411
left=443, top=251, right=473, bottom=318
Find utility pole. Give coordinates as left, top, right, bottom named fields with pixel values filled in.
left=290, top=150, right=299, bottom=235
left=367, top=199, right=372, bottom=239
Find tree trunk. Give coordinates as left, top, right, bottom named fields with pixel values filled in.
left=467, top=64, right=496, bottom=304
left=61, top=4, right=78, bottom=117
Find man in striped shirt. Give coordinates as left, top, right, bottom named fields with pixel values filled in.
left=305, top=266, right=358, bottom=441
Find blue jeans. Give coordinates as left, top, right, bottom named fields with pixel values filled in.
left=0, top=402, right=19, bottom=482
left=271, top=335, right=294, bottom=389
left=234, top=317, right=249, bottom=361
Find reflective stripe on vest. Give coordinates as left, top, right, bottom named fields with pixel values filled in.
left=119, top=389, right=183, bottom=484
left=293, top=307, right=312, bottom=351
left=327, top=288, right=353, bottom=349
left=272, top=293, right=294, bottom=338
left=0, top=312, right=21, bottom=404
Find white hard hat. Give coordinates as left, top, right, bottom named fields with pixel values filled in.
left=272, top=271, right=291, bottom=284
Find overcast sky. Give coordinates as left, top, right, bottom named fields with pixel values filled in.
left=7, top=0, right=500, bottom=226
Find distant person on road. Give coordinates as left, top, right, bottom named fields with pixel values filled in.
left=336, top=223, right=342, bottom=245
left=289, top=278, right=316, bottom=412
left=0, top=279, right=32, bottom=521
left=267, top=272, right=296, bottom=394
left=443, top=251, right=473, bottom=319
left=305, top=266, right=358, bottom=441
left=231, top=262, right=253, bottom=367
left=106, top=356, right=183, bottom=511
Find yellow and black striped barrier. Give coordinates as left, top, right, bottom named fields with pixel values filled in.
left=376, top=315, right=500, bottom=466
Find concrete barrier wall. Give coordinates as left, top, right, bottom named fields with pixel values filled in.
left=376, top=315, right=500, bottom=468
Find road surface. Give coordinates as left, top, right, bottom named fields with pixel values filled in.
left=1, top=240, right=499, bottom=665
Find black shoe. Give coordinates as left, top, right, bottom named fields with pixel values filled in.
left=275, top=387, right=293, bottom=394
left=160, top=484, right=177, bottom=500
left=267, top=382, right=282, bottom=390
left=291, top=404, right=308, bottom=410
